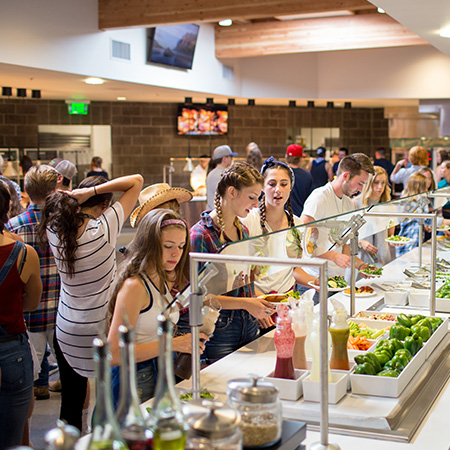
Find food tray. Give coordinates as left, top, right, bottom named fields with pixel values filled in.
left=303, top=371, right=348, bottom=404
left=436, top=297, right=450, bottom=313
left=350, top=345, right=426, bottom=398
left=347, top=339, right=379, bottom=360
left=264, top=369, right=309, bottom=401
left=422, top=317, right=448, bottom=358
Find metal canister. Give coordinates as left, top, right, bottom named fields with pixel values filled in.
left=45, top=420, right=80, bottom=450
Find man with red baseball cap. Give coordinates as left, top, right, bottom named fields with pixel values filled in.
left=285, top=144, right=313, bottom=216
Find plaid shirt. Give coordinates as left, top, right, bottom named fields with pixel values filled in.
left=6, top=204, right=60, bottom=331
left=190, top=211, right=253, bottom=297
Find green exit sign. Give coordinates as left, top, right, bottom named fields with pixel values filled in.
left=68, top=102, right=89, bottom=115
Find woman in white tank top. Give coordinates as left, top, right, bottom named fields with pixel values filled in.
left=107, top=209, right=208, bottom=405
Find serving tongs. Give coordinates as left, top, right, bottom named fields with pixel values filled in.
left=404, top=268, right=419, bottom=279
left=411, top=281, right=429, bottom=290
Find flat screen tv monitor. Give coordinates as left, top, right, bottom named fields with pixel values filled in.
left=177, top=104, right=228, bottom=136
left=147, top=24, right=199, bottom=70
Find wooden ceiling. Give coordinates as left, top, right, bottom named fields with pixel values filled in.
left=98, top=0, right=427, bottom=58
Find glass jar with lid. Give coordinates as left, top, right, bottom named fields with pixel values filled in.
left=185, top=400, right=242, bottom=450
left=227, top=376, right=282, bottom=448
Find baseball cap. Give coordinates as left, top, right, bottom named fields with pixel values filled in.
left=286, top=144, right=305, bottom=157
left=316, top=146, right=326, bottom=157
left=54, top=160, right=78, bottom=180
left=212, top=145, right=237, bottom=160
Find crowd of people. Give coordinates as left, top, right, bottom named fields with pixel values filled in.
left=0, top=144, right=448, bottom=449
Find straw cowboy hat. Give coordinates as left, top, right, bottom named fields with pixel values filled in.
left=130, top=183, right=193, bottom=227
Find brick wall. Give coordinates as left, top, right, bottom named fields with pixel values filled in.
left=0, top=99, right=389, bottom=188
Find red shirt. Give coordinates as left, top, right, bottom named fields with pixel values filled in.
left=0, top=242, right=26, bottom=334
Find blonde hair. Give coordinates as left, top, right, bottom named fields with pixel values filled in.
left=359, top=166, right=391, bottom=207
left=214, top=162, right=263, bottom=243
left=408, top=146, right=429, bottom=166
left=416, top=167, right=436, bottom=191
left=403, top=172, right=428, bottom=196
left=24, top=165, right=59, bottom=202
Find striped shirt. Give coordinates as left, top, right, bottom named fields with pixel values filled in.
left=47, top=202, right=124, bottom=378
left=6, top=204, right=60, bottom=332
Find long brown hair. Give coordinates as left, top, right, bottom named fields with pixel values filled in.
left=106, top=209, right=191, bottom=331
left=38, top=176, right=112, bottom=277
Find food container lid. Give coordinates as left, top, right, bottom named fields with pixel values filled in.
left=227, top=376, right=279, bottom=403
left=187, top=400, right=240, bottom=439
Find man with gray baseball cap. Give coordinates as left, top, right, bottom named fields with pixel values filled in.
left=48, top=157, right=78, bottom=190
left=206, top=145, right=237, bottom=209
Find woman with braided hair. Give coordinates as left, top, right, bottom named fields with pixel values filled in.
left=242, top=157, right=319, bottom=329
left=190, top=162, right=275, bottom=363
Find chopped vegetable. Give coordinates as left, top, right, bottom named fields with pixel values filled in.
left=347, top=335, right=372, bottom=351
left=328, top=276, right=347, bottom=289
left=360, top=264, right=383, bottom=276
left=348, top=321, right=389, bottom=339
left=386, top=235, right=410, bottom=242
left=179, top=389, right=214, bottom=402
left=353, top=312, right=396, bottom=321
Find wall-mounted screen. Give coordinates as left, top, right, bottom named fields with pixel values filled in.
left=177, top=104, right=228, bottom=136
left=147, top=24, right=199, bottom=70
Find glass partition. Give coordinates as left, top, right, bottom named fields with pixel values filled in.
left=180, top=187, right=450, bottom=304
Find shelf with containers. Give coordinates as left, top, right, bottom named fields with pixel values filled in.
left=162, top=187, right=450, bottom=447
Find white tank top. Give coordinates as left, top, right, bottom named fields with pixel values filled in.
left=134, top=273, right=179, bottom=345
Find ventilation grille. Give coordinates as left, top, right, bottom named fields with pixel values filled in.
left=38, top=134, right=91, bottom=150
left=111, top=40, right=131, bottom=61
left=222, top=64, right=234, bottom=80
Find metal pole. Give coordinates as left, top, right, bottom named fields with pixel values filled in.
left=431, top=215, right=437, bottom=316
left=189, top=259, right=202, bottom=400
left=349, top=230, right=359, bottom=317
left=418, top=219, right=423, bottom=267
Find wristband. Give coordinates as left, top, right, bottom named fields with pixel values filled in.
left=93, top=186, right=97, bottom=195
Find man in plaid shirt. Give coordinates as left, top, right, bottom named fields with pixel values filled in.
left=6, top=165, right=60, bottom=399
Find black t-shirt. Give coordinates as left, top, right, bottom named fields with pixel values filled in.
left=86, top=170, right=109, bottom=180
left=290, top=167, right=314, bottom=216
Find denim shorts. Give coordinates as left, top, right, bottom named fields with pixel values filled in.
left=0, top=333, right=33, bottom=450
left=111, top=357, right=158, bottom=409
left=203, top=309, right=259, bottom=364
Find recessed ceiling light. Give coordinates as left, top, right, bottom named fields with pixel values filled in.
left=117, top=97, right=126, bottom=101
left=439, top=26, right=450, bottom=38
left=219, top=19, right=232, bottom=26
left=377, top=7, right=386, bottom=14
left=84, top=77, right=104, bottom=85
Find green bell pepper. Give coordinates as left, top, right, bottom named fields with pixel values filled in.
left=409, top=314, right=425, bottom=326
left=387, top=338, right=404, bottom=353
left=417, top=318, right=433, bottom=332
left=397, top=313, right=412, bottom=328
left=377, top=368, right=400, bottom=377
left=354, top=362, right=377, bottom=375
left=410, top=324, right=431, bottom=342
left=373, top=348, right=391, bottom=366
left=389, top=324, right=411, bottom=341
left=429, top=317, right=444, bottom=332
left=394, top=348, right=412, bottom=362
left=405, top=333, right=423, bottom=356
left=354, top=353, right=382, bottom=373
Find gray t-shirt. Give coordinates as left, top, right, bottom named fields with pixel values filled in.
left=206, top=166, right=225, bottom=210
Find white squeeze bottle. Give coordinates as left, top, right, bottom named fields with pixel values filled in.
left=309, top=318, right=331, bottom=382
left=299, top=290, right=315, bottom=359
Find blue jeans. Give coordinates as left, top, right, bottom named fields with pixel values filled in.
left=0, top=333, right=33, bottom=450
left=203, top=310, right=259, bottom=364
left=111, top=357, right=158, bottom=409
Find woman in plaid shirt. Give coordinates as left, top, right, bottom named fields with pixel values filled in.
left=190, top=162, right=275, bottom=363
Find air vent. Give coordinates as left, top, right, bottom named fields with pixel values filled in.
left=38, top=134, right=91, bottom=150
left=222, top=64, right=234, bottom=81
left=111, top=40, right=131, bottom=61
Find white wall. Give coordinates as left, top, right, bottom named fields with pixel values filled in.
left=1, top=0, right=450, bottom=101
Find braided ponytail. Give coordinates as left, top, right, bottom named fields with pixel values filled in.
left=259, top=192, right=268, bottom=234
left=214, top=192, right=226, bottom=243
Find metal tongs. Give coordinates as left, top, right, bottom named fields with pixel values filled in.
left=403, top=268, right=419, bottom=279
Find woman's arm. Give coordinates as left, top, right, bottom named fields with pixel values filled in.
left=67, top=174, right=143, bottom=219
left=207, top=294, right=275, bottom=320
left=20, top=245, right=42, bottom=312
left=293, top=267, right=318, bottom=287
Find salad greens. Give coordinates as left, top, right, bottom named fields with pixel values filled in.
left=360, top=264, right=383, bottom=276
left=387, top=235, right=410, bottom=242
left=328, top=276, right=347, bottom=288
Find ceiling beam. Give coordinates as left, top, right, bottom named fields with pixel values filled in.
left=98, top=0, right=375, bottom=29
left=215, top=14, right=428, bottom=58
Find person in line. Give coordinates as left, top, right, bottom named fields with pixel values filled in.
left=300, top=154, right=375, bottom=284
left=3, top=178, right=24, bottom=219
left=354, top=166, right=395, bottom=266
left=86, top=156, right=109, bottom=180
left=242, top=157, right=319, bottom=329
left=38, top=173, right=143, bottom=431
left=190, top=154, right=209, bottom=196
left=0, top=154, right=22, bottom=200
left=245, top=142, right=263, bottom=172
left=332, top=147, right=348, bottom=175
left=48, top=158, right=78, bottom=191
left=390, top=145, right=429, bottom=188
left=0, top=181, right=42, bottom=450
left=285, top=144, right=313, bottom=216
left=373, top=147, right=394, bottom=179
left=190, top=162, right=274, bottom=363
left=206, top=145, right=237, bottom=210
left=6, top=165, right=60, bottom=402
left=107, top=209, right=208, bottom=405
left=395, top=172, right=430, bottom=257
left=417, top=166, right=436, bottom=191
left=310, top=146, right=333, bottom=190
left=435, top=150, right=449, bottom=183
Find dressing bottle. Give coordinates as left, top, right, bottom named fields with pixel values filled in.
left=329, top=298, right=350, bottom=371
left=289, top=301, right=307, bottom=370
left=273, top=303, right=295, bottom=380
